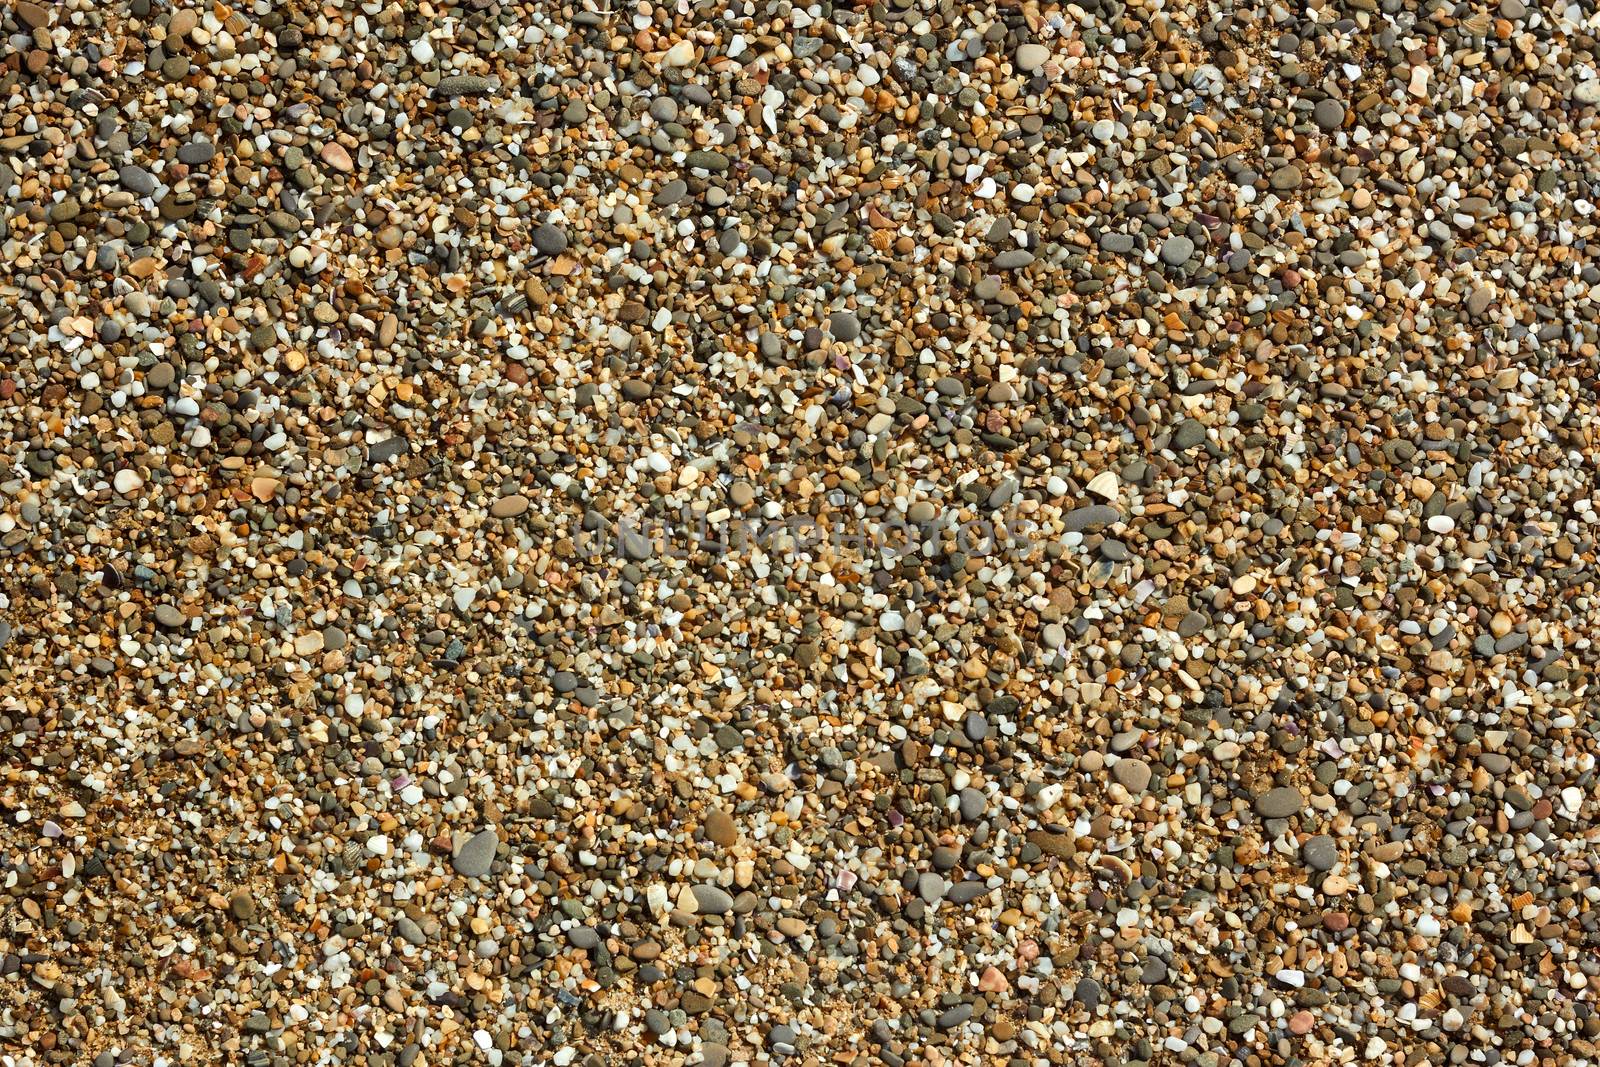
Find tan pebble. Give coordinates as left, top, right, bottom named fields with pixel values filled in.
left=321, top=142, right=354, bottom=172
left=490, top=494, right=530, bottom=518
left=704, top=810, right=737, bottom=847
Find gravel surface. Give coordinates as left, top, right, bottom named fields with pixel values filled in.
left=2, top=0, right=1599, bottom=1065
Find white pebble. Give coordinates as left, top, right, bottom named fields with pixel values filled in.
left=662, top=40, right=695, bottom=67
left=1561, top=786, right=1583, bottom=816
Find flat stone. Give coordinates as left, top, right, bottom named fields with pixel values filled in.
left=828, top=310, right=861, bottom=341
left=1301, top=835, right=1338, bottom=872
left=1172, top=419, right=1207, bottom=449
left=1016, top=44, right=1050, bottom=72
left=1256, top=787, right=1304, bottom=819
left=533, top=224, right=569, bottom=255
left=395, top=916, right=427, bottom=945
left=1160, top=235, right=1195, bottom=266
left=228, top=890, right=258, bottom=921
left=490, top=493, right=530, bottom=518
left=1063, top=504, right=1121, bottom=532
left=119, top=165, right=158, bottom=196
left=1112, top=758, right=1152, bottom=794
left=704, top=810, right=737, bottom=847
left=435, top=75, right=494, bottom=96
left=320, top=142, right=354, bottom=171
left=452, top=827, right=499, bottom=878
left=1313, top=98, right=1346, bottom=130
left=689, top=884, right=734, bottom=915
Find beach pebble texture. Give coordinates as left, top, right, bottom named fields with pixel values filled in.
left=1, top=0, right=1599, bottom=1065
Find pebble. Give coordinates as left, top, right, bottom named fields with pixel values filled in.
left=1063, top=504, right=1121, bottom=532
left=1015, top=44, right=1050, bottom=73
left=1256, top=787, right=1304, bottom=819
left=688, top=885, right=734, bottom=915
left=1300, top=835, right=1338, bottom=872
left=1313, top=98, right=1346, bottom=131
left=532, top=224, right=569, bottom=255
left=451, top=828, right=499, bottom=879
left=828, top=310, right=861, bottom=342
left=320, top=142, right=354, bottom=172
left=490, top=494, right=530, bottom=518
left=118, top=165, right=158, bottom=196
left=1112, top=758, right=1152, bottom=795
left=704, top=810, right=737, bottom=847
left=1160, top=235, right=1195, bottom=267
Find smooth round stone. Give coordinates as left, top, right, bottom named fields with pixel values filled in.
left=828, top=310, right=861, bottom=341
left=532, top=224, right=569, bottom=255
left=1016, top=44, right=1050, bottom=72
left=689, top=884, right=734, bottom=915
left=1063, top=504, right=1120, bottom=532
left=1313, top=98, right=1346, bottom=131
left=1112, top=758, right=1152, bottom=794
left=704, top=810, right=737, bottom=847
left=1301, top=835, right=1338, bottom=871
left=1160, top=235, right=1195, bottom=266
left=451, top=827, right=499, bottom=878
left=1172, top=419, right=1207, bottom=449
left=490, top=493, right=529, bottom=518
left=1256, top=787, right=1304, bottom=819
left=954, top=789, right=985, bottom=824
left=119, top=165, right=158, bottom=195
left=1099, top=232, right=1135, bottom=254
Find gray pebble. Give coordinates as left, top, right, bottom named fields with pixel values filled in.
left=533, top=224, right=569, bottom=255
left=451, top=827, right=499, bottom=878
left=1160, top=235, right=1194, bottom=267
left=1255, top=787, right=1303, bottom=819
